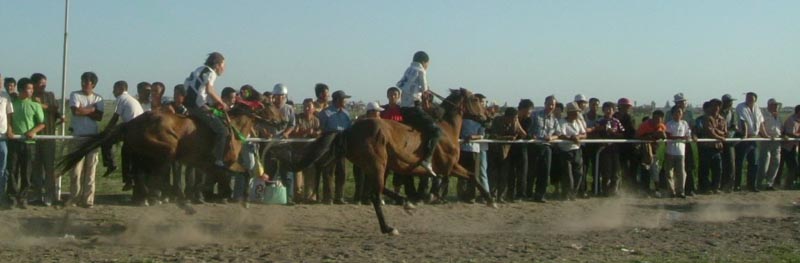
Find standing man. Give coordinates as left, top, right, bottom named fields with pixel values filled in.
left=512, top=99, right=534, bottom=201
left=396, top=51, right=440, bottom=176
left=528, top=95, right=560, bottom=202
left=102, top=81, right=144, bottom=196
left=695, top=100, right=726, bottom=194
left=0, top=75, right=13, bottom=208
left=317, top=90, right=352, bottom=204
left=720, top=94, right=738, bottom=192
left=269, top=83, right=296, bottom=203
left=8, top=78, right=45, bottom=209
left=66, top=72, right=104, bottom=208
left=781, top=105, right=800, bottom=189
left=614, top=98, right=638, bottom=193
left=735, top=92, right=766, bottom=192
left=137, top=82, right=152, bottom=112
left=759, top=99, right=783, bottom=190
left=381, top=87, right=417, bottom=202
left=30, top=73, right=63, bottom=206
left=293, top=98, right=321, bottom=203
left=313, top=83, right=329, bottom=114
left=671, top=93, right=697, bottom=196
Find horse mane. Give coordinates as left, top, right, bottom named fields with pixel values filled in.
left=441, top=88, right=467, bottom=120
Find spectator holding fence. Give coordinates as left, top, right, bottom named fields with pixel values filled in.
left=7, top=78, right=45, bottom=209
left=665, top=107, right=692, bottom=198
left=555, top=102, right=586, bottom=201
left=0, top=74, right=14, bottom=208
left=318, top=90, right=352, bottom=204
left=695, top=99, right=726, bottom=194
left=487, top=107, right=526, bottom=203
left=636, top=110, right=667, bottom=196
left=31, top=73, right=63, bottom=206
left=781, top=105, right=800, bottom=189
left=720, top=94, right=739, bottom=192
left=760, top=99, right=783, bottom=190
left=528, top=95, right=559, bottom=202
left=595, top=101, right=624, bottom=196
left=735, top=92, right=766, bottom=192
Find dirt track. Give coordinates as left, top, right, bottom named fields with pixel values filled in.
left=1, top=191, right=799, bottom=262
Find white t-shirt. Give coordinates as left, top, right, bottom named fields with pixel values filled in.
left=396, top=62, right=428, bottom=108
left=556, top=119, right=586, bottom=152
left=736, top=102, right=764, bottom=136
left=0, top=95, right=14, bottom=136
left=184, top=66, right=217, bottom=108
left=666, top=120, right=691, bottom=156
left=114, top=91, right=144, bottom=123
left=762, top=110, right=782, bottom=137
left=69, top=91, right=104, bottom=136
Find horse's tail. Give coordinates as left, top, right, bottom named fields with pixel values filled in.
left=58, top=123, right=126, bottom=173
left=293, top=131, right=347, bottom=172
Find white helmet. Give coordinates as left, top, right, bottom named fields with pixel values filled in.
left=273, top=83, right=288, bottom=95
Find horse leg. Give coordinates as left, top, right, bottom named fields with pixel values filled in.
left=382, top=188, right=414, bottom=210
left=366, top=164, right=398, bottom=235
left=452, top=160, right=497, bottom=208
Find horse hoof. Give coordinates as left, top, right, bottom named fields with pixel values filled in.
left=388, top=228, right=400, bottom=236
left=488, top=202, right=499, bottom=209
left=404, top=202, right=416, bottom=210
left=240, top=202, right=250, bottom=209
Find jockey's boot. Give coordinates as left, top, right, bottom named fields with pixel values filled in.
left=421, top=159, right=437, bottom=177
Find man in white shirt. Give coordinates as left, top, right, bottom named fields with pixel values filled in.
left=0, top=83, right=13, bottom=208
left=734, top=92, right=766, bottom=192
left=555, top=102, right=587, bottom=201
left=665, top=107, right=692, bottom=198
left=101, top=81, right=144, bottom=190
left=66, top=72, right=104, bottom=208
left=759, top=99, right=783, bottom=190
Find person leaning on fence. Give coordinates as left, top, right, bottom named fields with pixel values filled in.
left=30, top=73, right=63, bottom=206
left=614, top=98, right=639, bottom=193
left=528, top=95, right=560, bottom=202
left=7, top=78, right=45, bottom=209
left=735, top=92, right=766, bottom=192
left=555, top=102, right=587, bottom=201
left=671, top=93, right=698, bottom=196
left=487, top=107, right=527, bottom=203
left=595, top=101, right=625, bottom=196
left=456, top=94, right=490, bottom=204
left=0, top=76, right=15, bottom=209
left=293, top=98, right=322, bottom=203
left=665, top=106, right=692, bottom=198
left=720, top=94, right=739, bottom=192
left=66, top=72, right=105, bottom=208
left=781, top=105, right=800, bottom=189
left=759, top=99, right=783, bottom=190
left=317, top=90, right=352, bottom=205
left=695, top=99, right=727, bottom=194
left=265, top=83, right=296, bottom=204
left=510, top=99, right=534, bottom=201
left=636, top=110, right=667, bottom=196
left=580, top=97, right=600, bottom=198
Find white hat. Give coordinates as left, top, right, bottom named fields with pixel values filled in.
left=673, top=93, right=686, bottom=102
left=566, top=102, right=581, bottom=113
left=273, top=83, right=288, bottom=95
left=366, top=101, right=384, bottom=112
left=574, top=94, right=587, bottom=102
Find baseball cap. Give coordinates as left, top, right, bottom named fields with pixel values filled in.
left=617, top=98, right=632, bottom=106
left=272, top=83, right=288, bottom=95
left=674, top=93, right=687, bottom=102
left=722, top=94, right=736, bottom=102
left=366, top=101, right=384, bottom=111
left=574, top=94, right=588, bottom=103
left=331, top=90, right=351, bottom=100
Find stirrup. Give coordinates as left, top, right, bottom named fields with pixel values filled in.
left=421, top=160, right=437, bottom=177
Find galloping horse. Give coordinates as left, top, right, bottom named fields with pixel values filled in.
left=59, top=103, right=283, bottom=206
left=295, top=88, right=492, bottom=235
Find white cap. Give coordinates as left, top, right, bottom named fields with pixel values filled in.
left=574, top=94, right=587, bottom=102
left=366, top=101, right=384, bottom=112
left=673, top=92, right=686, bottom=102
left=273, top=83, right=288, bottom=95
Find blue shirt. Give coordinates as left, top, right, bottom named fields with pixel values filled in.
left=318, top=106, right=351, bottom=133
left=529, top=110, right=560, bottom=142
left=460, top=119, right=485, bottom=153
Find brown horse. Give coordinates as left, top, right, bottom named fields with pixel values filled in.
left=59, top=103, right=283, bottom=207
left=295, top=88, right=492, bottom=235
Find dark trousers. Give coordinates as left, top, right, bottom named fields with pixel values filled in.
left=559, top=149, right=583, bottom=199
left=32, top=140, right=57, bottom=202
left=529, top=144, right=552, bottom=200
left=599, top=145, right=621, bottom=195
left=581, top=144, right=598, bottom=195
left=684, top=143, right=697, bottom=193
left=390, top=172, right=417, bottom=201
left=618, top=145, right=639, bottom=191
left=509, top=145, right=528, bottom=199
left=7, top=141, right=35, bottom=203
left=400, top=106, right=442, bottom=161
left=322, top=158, right=346, bottom=201
left=458, top=151, right=479, bottom=201
left=101, top=142, right=116, bottom=169
left=698, top=147, right=723, bottom=192
left=735, top=141, right=759, bottom=190
left=781, top=148, right=798, bottom=189
left=721, top=144, right=737, bottom=191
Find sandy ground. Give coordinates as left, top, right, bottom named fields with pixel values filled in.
left=0, top=190, right=799, bottom=262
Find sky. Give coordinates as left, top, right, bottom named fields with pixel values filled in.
left=1, top=0, right=798, bottom=107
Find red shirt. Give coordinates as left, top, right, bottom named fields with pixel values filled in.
left=380, top=104, right=403, bottom=122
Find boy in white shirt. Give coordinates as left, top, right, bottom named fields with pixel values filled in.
left=665, top=107, right=692, bottom=198
left=555, top=102, right=587, bottom=201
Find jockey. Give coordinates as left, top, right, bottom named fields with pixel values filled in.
left=396, top=51, right=441, bottom=177
left=183, top=52, right=229, bottom=168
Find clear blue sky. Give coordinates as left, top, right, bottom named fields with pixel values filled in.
left=1, top=0, right=798, bottom=107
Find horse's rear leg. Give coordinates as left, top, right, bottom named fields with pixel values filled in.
left=453, top=161, right=497, bottom=208
left=382, top=189, right=415, bottom=210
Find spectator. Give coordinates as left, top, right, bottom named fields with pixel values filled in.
left=636, top=110, right=667, bottom=196
left=150, top=82, right=166, bottom=112
left=511, top=99, right=534, bottom=200
left=458, top=94, right=490, bottom=203
left=267, top=83, right=296, bottom=203
left=137, top=82, right=152, bottom=111
left=103, top=81, right=144, bottom=189
left=720, top=94, right=738, bottom=192
left=759, top=99, right=783, bottom=190
left=313, top=83, right=329, bottom=114
left=671, top=93, right=697, bottom=196
left=581, top=97, right=600, bottom=197
left=381, top=87, right=417, bottom=203
left=221, top=87, right=237, bottom=109
left=595, top=102, right=624, bottom=196
left=294, top=98, right=321, bottom=203
left=31, top=73, right=63, bottom=206
left=528, top=95, right=560, bottom=202
left=3, top=77, right=18, bottom=99
left=66, top=72, right=104, bottom=208
left=665, top=107, right=692, bottom=198
left=317, top=90, right=352, bottom=204
left=0, top=75, right=13, bottom=208
left=555, top=102, right=587, bottom=201
left=7, top=78, right=45, bottom=209
left=695, top=100, right=726, bottom=194
left=614, top=98, right=638, bottom=193
left=781, top=105, right=800, bottom=189
left=735, top=92, right=766, bottom=192
left=487, top=106, right=526, bottom=203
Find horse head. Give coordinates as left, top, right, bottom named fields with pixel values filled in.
left=444, top=88, right=488, bottom=123
left=230, top=101, right=286, bottom=129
